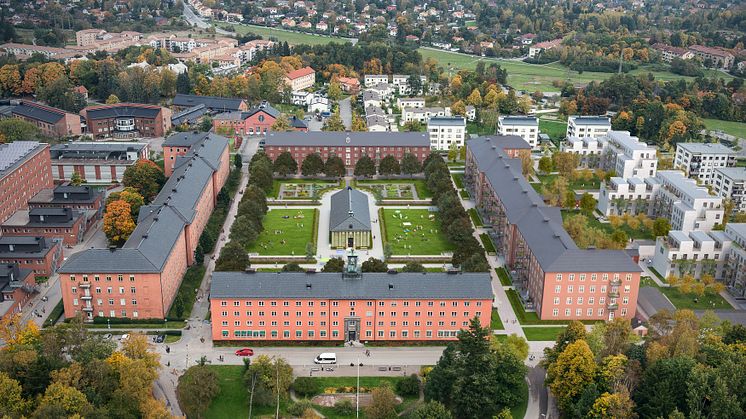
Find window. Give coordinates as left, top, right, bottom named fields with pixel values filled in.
left=554, top=297, right=560, bottom=305
left=553, top=309, right=559, bottom=317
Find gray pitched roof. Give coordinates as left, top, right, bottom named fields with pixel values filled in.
left=84, top=104, right=163, bottom=120
left=481, top=135, right=531, bottom=150
left=12, top=101, right=68, bottom=124
left=60, top=249, right=159, bottom=273
left=173, top=94, right=246, bottom=112
left=677, top=142, right=735, bottom=154
left=0, top=142, right=46, bottom=179
left=171, top=104, right=208, bottom=125
left=210, top=272, right=494, bottom=299
left=265, top=132, right=430, bottom=147
left=163, top=131, right=211, bottom=147
left=499, top=116, right=538, bottom=126
left=329, top=188, right=371, bottom=232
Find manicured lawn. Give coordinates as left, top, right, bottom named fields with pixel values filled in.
left=561, top=210, right=655, bottom=241
left=205, top=365, right=290, bottom=418
left=480, top=233, right=496, bottom=254
left=491, top=308, right=504, bottom=330
left=271, top=179, right=340, bottom=199
left=301, top=376, right=408, bottom=393
left=495, top=267, right=512, bottom=287
left=702, top=118, right=746, bottom=139
left=468, top=208, right=483, bottom=227
left=43, top=300, right=64, bottom=327
left=459, top=189, right=470, bottom=199
left=652, top=283, right=732, bottom=310
left=523, top=327, right=567, bottom=341
left=380, top=208, right=455, bottom=255
left=511, top=379, right=529, bottom=419
left=539, top=118, right=568, bottom=141
left=247, top=209, right=317, bottom=255
left=356, top=179, right=432, bottom=199
left=219, top=22, right=354, bottom=45
left=467, top=121, right=497, bottom=135
left=452, top=173, right=464, bottom=189
left=505, top=289, right=598, bottom=325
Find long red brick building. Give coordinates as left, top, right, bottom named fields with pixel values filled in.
left=465, top=136, right=641, bottom=321
left=80, top=103, right=172, bottom=139
left=58, top=132, right=230, bottom=321
left=10, top=101, right=82, bottom=137
left=0, top=141, right=53, bottom=223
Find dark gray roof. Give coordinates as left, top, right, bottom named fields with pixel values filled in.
left=481, top=135, right=531, bottom=150
left=0, top=236, right=53, bottom=258
left=428, top=116, right=465, bottom=126
left=265, top=132, right=430, bottom=147
left=60, top=249, right=158, bottom=273
left=163, top=131, right=210, bottom=147
left=637, top=286, right=676, bottom=318
left=329, top=188, right=371, bottom=232
left=499, top=116, right=538, bottom=126
left=171, top=104, right=208, bottom=125
left=290, top=116, right=307, bottom=129
left=50, top=142, right=147, bottom=162
left=173, top=94, right=246, bottom=112
left=210, top=272, right=494, bottom=300
left=12, top=101, right=68, bottom=124
left=569, top=116, right=610, bottom=125
left=84, top=104, right=163, bottom=120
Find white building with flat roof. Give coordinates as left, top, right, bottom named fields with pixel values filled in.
left=428, top=117, right=466, bottom=150
left=497, top=116, right=539, bottom=149
left=567, top=116, right=611, bottom=139
left=648, top=170, right=724, bottom=232
left=723, top=223, right=746, bottom=297
left=401, top=107, right=450, bottom=125
left=364, top=74, right=388, bottom=86
left=599, top=131, right=658, bottom=179
left=713, top=167, right=746, bottom=213
left=391, top=74, right=426, bottom=96
left=651, top=229, right=733, bottom=279
left=674, top=142, right=737, bottom=185
left=396, top=97, right=425, bottom=109
left=598, top=177, right=652, bottom=216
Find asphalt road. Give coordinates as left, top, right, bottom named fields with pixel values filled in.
left=339, top=97, right=352, bottom=130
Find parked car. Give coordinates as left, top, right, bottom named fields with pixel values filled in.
left=155, top=335, right=165, bottom=343
left=103, top=333, right=112, bottom=340
left=119, top=334, right=130, bottom=341
left=235, top=348, right=254, bottom=357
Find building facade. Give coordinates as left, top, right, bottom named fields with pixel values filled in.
left=28, top=184, right=105, bottom=227
left=427, top=117, right=466, bottom=150
left=58, top=134, right=230, bottom=321
left=599, top=131, right=658, bottom=179
left=688, top=45, right=735, bottom=70
left=212, top=102, right=281, bottom=137
left=0, top=264, right=37, bottom=319
left=0, top=142, right=53, bottom=223
left=329, top=188, right=371, bottom=249
left=0, top=236, right=63, bottom=278
left=465, top=137, right=641, bottom=321
left=210, top=271, right=493, bottom=342
left=400, top=107, right=450, bottom=125
left=1, top=208, right=86, bottom=247
left=713, top=167, right=746, bottom=213
left=567, top=116, right=611, bottom=139
left=11, top=101, right=82, bottom=137
left=81, top=103, right=172, bottom=139
left=674, top=142, right=736, bottom=185
left=49, top=142, right=148, bottom=183
left=497, top=116, right=539, bottom=150
left=284, top=66, right=316, bottom=91
left=172, top=94, right=248, bottom=113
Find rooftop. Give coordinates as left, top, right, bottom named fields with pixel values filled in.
left=715, top=167, right=746, bottom=181
left=11, top=101, right=71, bottom=124
left=569, top=115, right=611, bottom=125
left=428, top=116, right=465, bottom=127
left=286, top=66, right=315, bottom=80
left=0, top=141, right=47, bottom=179
left=499, top=116, right=538, bottom=126
left=329, top=188, right=371, bottom=232
left=264, top=132, right=430, bottom=148
left=173, top=94, right=246, bottom=112
left=481, top=135, right=531, bottom=150
left=677, top=142, right=735, bottom=155
left=83, top=103, right=164, bottom=120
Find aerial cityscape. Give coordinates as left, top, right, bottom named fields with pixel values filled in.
left=0, top=0, right=745, bottom=417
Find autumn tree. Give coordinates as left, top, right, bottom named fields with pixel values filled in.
left=322, top=111, right=346, bottom=131
left=552, top=152, right=580, bottom=178
left=122, top=160, right=165, bottom=202
left=104, top=200, right=136, bottom=246
left=271, top=114, right=293, bottom=132
left=653, top=218, right=671, bottom=237
left=451, top=100, right=466, bottom=116
left=547, top=340, right=597, bottom=411
left=580, top=193, right=597, bottom=213
left=328, top=80, right=343, bottom=101
left=538, top=156, right=553, bottom=173
left=351, top=113, right=367, bottom=131
left=467, top=88, right=483, bottom=107
left=365, top=385, right=398, bottom=419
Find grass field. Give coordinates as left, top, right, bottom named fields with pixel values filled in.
left=205, top=366, right=290, bottom=418
left=480, top=233, right=497, bottom=254
left=246, top=209, right=317, bottom=255
left=452, top=173, right=464, bottom=189
left=702, top=118, right=746, bottom=139
left=522, top=326, right=567, bottom=341
left=356, top=179, right=432, bottom=199
left=641, top=277, right=733, bottom=310
left=220, top=23, right=355, bottom=46
left=381, top=209, right=455, bottom=255
left=561, top=210, right=655, bottom=241
left=539, top=118, right=568, bottom=141
left=491, top=308, right=504, bottom=330
left=496, top=267, right=512, bottom=286
left=468, top=208, right=483, bottom=227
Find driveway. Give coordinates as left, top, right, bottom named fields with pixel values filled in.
left=339, top=97, right=352, bottom=130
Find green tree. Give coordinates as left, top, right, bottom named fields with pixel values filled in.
left=538, top=156, right=553, bottom=173
left=547, top=340, right=597, bottom=411
left=273, top=151, right=298, bottom=176
left=215, top=241, right=250, bottom=271
left=410, top=401, right=453, bottom=419
left=361, top=257, right=388, bottom=272
left=322, top=257, right=345, bottom=272
left=300, top=153, right=324, bottom=176
left=322, top=112, right=346, bottom=131
left=402, top=261, right=425, bottom=272
left=249, top=159, right=274, bottom=194
left=354, top=155, right=376, bottom=177
left=378, top=155, right=401, bottom=175
left=401, top=153, right=422, bottom=175
left=406, top=74, right=423, bottom=97
left=234, top=153, right=243, bottom=170
left=635, top=357, right=696, bottom=418
left=365, top=385, right=398, bottom=419
left=199, top=116, right=213, bottom=132
left=653, top=218, right=671, bottom=237
left=270, top=114, right=293, bottom=132
left=122, top=160, right=165, bottom=202
left=324, top=156, right=346, bottom=178
left=0, top=118, right=40, bottom=142
left=176, top=71, right=191, bottom=94
left=244, top=355, right=294, bottom=406
left=580, top=193, right=597, bottom=213
left=292, top=377, right=320, bottom=397
left=0, top=372, right=30, bottom=417
left=328, top=80, right=343, bottom=100
left=177, top=365, right=220, bottom=419
left=281, top=263, right=305, bottom=272
left=69, top=172, right=84, bottom=186
left=230, top=215, right=259, bottom=247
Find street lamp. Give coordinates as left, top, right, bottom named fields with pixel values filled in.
left=107, top=318, right=110, bottom=330
left=356, top=357, right=360, bottom=419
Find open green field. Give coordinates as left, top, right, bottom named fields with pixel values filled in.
left=220, top=23, right=354, bottom=46
left=356, top=179, right=432, bottom=199
left=561, top=210, right=655, bottom=241
left=640, top=277, right=732, bottom=310
left=247, top=209, right=317, bottom=255
left=539, top=118, right=568, bottom=141
left=522, top=326, right=567, bottom=341
left=381, top=209, right=455, bottom=255
left=702, top=118, right=746, bottom=139
left=205, top=366, right=290, bottom=418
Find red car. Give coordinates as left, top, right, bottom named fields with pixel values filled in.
left=235, top=348, right=254, bottom=357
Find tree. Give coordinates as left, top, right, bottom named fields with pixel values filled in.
left=215, top=241, right=250, bottom=271
left=322, top=112, right=346, bottom=131
left=324, top=156, right=346, bottom=178
left=402, top=261, right=425, bottom=272
left=503, top=334, right=530, bottom=361
left=354, top=155, right=376, bottom=177
left=588, top=391, right=637, bottom=419
left=244, top=355, right=294, bottom=405
left=378, top=155, right=400, bottom=175
left=467, top=88, right=483, bottom=107
left=0, top=118, right=40, bottom=142
left=544, top=176, right=569, bottom=207
left=177, top=365, right=220, bottom=419
left=292, top=377, right=321, bottom=398
left=122, top=160, right=165, bottom=202
left=401, top=153, right=422, bottom=175
left=406, top=74, right=423, bottom=97
left=108, top=188, right=145, bottom=218
left=37, top=382, right=92, bottom=417
left=0, top=64, right=22, bottom=96
left=322, top=257, right=345, bottom=272
left=270, top=114, right=293, bottom=132
left=635, top=357, right=696, bottom=418
left=70, top=172, right=83, bottom=186
left=546, top=340, right=597, bottom=411
left=281, top=263, right=305, bottom=272
left=301, top=153, right=324, bottom=176
left=176, top=71, right=191, bottom=94
left=541, top=321, right=588, bottom=367
left=249, top=159, right=274, bottom=194
left=328, top=80, right=342, bottom=100
left=103, top=200, right=136, bottom=246
left=653, top=218, right=671, bottom=237
left=273, top=151, right=298, bottom=176
left=538, top=156, right=553, bottom=173
left=105, top=94, right=120, bottom=104
left=199, top=116, right=213, bottom=133
left=234, top=153, right=243, bottom=170
left=552, top=152, right=580, bottom=178
left=580, top=193, right=597, bottom=213
left=451, top=100, right=466, bottom=116
left=365, top=386, right=398, bottom=419
left=230, top=215, right=259, bottom=247
left=0, top=372, right=30, bottom=416
left=351, top=113, right=367, bottom=131
left=361, top=257, right=388, bottom=272
left=410, top=401, right=453, bottom=419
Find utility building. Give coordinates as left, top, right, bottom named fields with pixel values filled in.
left=329, top=187, right=371, bottom=249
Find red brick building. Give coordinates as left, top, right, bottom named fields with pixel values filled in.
left=0, top=142, right=53, bottom=223
left=80, top=103, right=172, bottom=139
left=264, top=132, right=431, bottom=176
left=1, top=208, right=87, bottom=247
left=58, top=133, right=231, bottom=321
left=210, top=271, right=493, bottom=342
left=212, top=101, right=282, bottom=137
left=0, top=264, right=37, bottom=320
left=465, top=136, right=641, bottom=321
left=28, top=184, right=105, bottom=229
left=162, top=131, right=226, bottom=177
left=0, top=236, right=63, bottom=278
left=11, top=101, right=82, bottom=137
left=49, top=142, right=148, bottom=184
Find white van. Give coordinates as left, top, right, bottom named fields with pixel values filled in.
left=314, top=353, right=337, bottom=364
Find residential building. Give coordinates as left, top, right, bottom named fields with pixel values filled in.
left=397, top=98, right=425, bottom=109
left=392, top=74, right=426, bottom=96
left=0, top=264, right=37, bottom=319
left=598, top=177, right=653, bottom=216
left=0, top=236, right=63, bottom=278
left=651, top=229, right=734, bottom=279
left=567, top=116, right=611, bottom=139
left=362, top=91, right=383, bottom=108
left=263, top=132, right=430, bottom=176
left=528, top=39, right=563, bottom=59
left=674, top=142, right=736, bottom=185
left=0, top=43, right=83, bottom=62
left=308, top=96, right=331, bottom=114
left=688, top=45, right=735, bottom=70
left=172, top=94, right=249, bottom=113
left=163, top=131, right=223, bottom=177
left=713, top=167, right=746, bottom=212
left=0, top=141, right=53, bottom=223
left=329, top=188, right=371, bottom=248
left=560, top=136, right=604, bottom=165
left=465, top=136, right=641, bottom=321
left=75, top=29, right=142, bottom=51
left=649, top=171, right=724, bottom=231
left=400, top=107, right=451, bottom=125
left=652, top=43, right=695, bottom=63
left=210, top=270, right=493, bottom=342
left=497, top=116, right=539, bottom=149
left=10, top=101, right=82, bottom=137
left=366, top=115, right=389, bottom=132
left=337, top=77, right=360, bottom=94
left=485, top=135, right=532, bottom=158
left=427, top=117, right=466, bottom=150
left=49, top=142, right=149, bottom=183
left=80, top=103, right=172, bottom=139
left=171, top=104, right=209, bottom=127
left=58, top=133, right=231, bottom=321
left=599, top=131, right=658, bottom=179
left=364, top=74, right=388, bottom=86
left=212, top=101, right=281, bottom=137
left=722, top=224, right=746, bottom=297
left=28, top=184, right=104, bottom=227
left=367, top=84, right=394, bottom=100
left=465, top=106, right=476, bottom=122
left=1, top=208, right=87, bottom=247
left=284, top=66, right=316, bottom=91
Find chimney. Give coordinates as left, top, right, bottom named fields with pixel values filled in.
left=306, top=283, right=312, bottom=289
left=388, top=283, right=394, bottom=290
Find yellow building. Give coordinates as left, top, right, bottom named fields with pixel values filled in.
left=329, top=187, right=371, bottom=249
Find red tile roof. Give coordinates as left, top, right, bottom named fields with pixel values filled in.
left=286, top=66, right=315, bottom=80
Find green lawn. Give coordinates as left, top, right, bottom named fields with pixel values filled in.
left=43, top=300, right=64, bottom=327
left=537, top=174, right=602, bottom=193
left=702, top=118, right=746, bottom=139
left=468, top=208, right=483, bottom=227
left=459, top=189, right=470, bottom=199
left=505, top=289, right=598, bottom=326
left=491, top=308, right=504, bottom=330
left=561, top=210, right=655, bottom=241
left=167, top=265, right=206, bottom=320
left=219, top=23, right=353, bottom=45
left=644, top=280, right=733, bottom=310
left=205, top=365, right=290, bottom=418
left=480, top=233, right=496, bottom=254
left=356, top=179, right=432, bottom=199
left=271, top=179, right=340, bottom=199
left=495, top=267, right=512, bottom=287
left=452, top=173, right=464, bottom=189
left=467, top=121, right=496, bottom=135
left=300, top=376, right=408, bottom=393
left=539, top=119, right=568, bottom=141
left=523, top=327, right=567, bottom=341
left=511, top=379, right=529, bottom=419
left=246, top=209, right=317, bottom=255
left=381, top=208, right=455, bottom=255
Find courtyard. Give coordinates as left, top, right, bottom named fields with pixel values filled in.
left=380, top=208, right=455, bottom=256
left=272, top=179, right=340, bottom=200
left=246, top=208, right=318, bottom=256
left=355, top=179, right=432, bottom=199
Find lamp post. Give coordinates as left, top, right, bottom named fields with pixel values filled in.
left=107, top=318, right=110, bottom=330
left=356, top=357, right=360, bottom=419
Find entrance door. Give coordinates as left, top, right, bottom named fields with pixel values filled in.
left=86, top=312, right=92, bottom=320
left=348, top=237, right=354, bottom=248
left=348, top=330, right=357, bottom=341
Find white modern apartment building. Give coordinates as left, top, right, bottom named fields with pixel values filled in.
left=600, top=131, right=658, bottom=179
left=598, top=176, right=652, bottom=216
left=497, top=116, right=539, bottom=149
left=673, top=142, right=737, bottom=185
left=364, top=74, right=388, bottom=86
left=567, top=116, right=611, bottom=139
left=561, top=136, right=604, bottom=166
left=651, top=229, right=734, bottom=279
left=366, top=83, right=394, bottom=100
left=648, top=170, right=724, bottom=232
left=427, top=117, right=466, bottom=150
left=401, top=107, right=451, bottom=125
left=723, top=224, right=746, bottom=297
left=392, top=74, right=426, bottom=96
left=713, top=167, right=746, bottom=213
left=397, top=97, right=425, bottom=109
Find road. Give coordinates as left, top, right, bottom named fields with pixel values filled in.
left=339, top=97, right=352, bottom=130
left=182, top=2, right=230, bottom=35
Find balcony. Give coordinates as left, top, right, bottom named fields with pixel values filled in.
left=79, top=282, right=91, bottom=288
left=610, top=278, right=621, bottom=286
left=607, top=291, right=620, bottom=298
left=82, top=306, right=94, bottom=312
left=607, top=303, right=618, bottom=310
left=81, top=295, right=92, bottom=300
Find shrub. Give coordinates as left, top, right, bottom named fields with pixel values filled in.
left=293, top=377, right=321, bottom=397
left=333, top=399, right=354, bottom=416
left=396, top=374, right=420, bottom=397
left=287, top=399, right=315, bottom=417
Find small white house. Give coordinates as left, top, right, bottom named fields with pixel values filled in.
left=308, top=95, right=331, bottom=113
